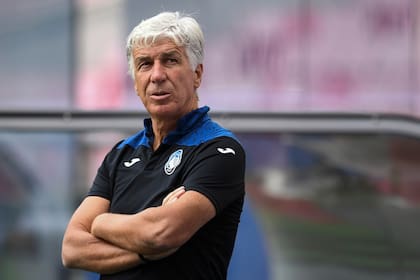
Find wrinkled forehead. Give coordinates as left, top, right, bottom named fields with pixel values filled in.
left=132, top=38, right=186, bottom=57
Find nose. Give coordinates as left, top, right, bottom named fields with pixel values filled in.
left=150, top=61, right=167, bottom=84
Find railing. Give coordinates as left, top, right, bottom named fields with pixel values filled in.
left=1, top=111, right=420, bottom=137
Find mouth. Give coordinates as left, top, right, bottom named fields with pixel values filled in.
left=152, top=90, right=169, bottom=96
left=150, top=90, right=171, bottom=100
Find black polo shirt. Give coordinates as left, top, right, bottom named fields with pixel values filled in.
left=88, top=106, right=246, bottom=280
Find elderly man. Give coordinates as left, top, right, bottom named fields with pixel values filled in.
left=62, top=11, right=245, bottom=280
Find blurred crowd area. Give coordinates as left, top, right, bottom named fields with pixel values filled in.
left=1, top=0, right=419, bottom=114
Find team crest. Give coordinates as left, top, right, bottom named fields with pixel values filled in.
left=164, top=149, right=183, bottom=175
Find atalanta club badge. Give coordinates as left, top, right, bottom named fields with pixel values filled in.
left=164, top=149, right=183, bottom=175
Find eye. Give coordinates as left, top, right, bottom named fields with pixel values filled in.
left=138, top=62, right=150, bottom=70
left=165, top=57, right=178, bottom=64
left=135, top=58, right=152, bottom=71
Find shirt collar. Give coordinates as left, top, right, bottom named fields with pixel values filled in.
left=143, top=106, right=210, bottom=145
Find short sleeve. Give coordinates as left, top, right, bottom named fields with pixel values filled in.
left=87, top=159, right=112, bottom=200
left=182, top=137, right=246, bottom=214
left=87, top=141, right=123, bottom=200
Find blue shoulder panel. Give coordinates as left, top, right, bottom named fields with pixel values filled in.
left=117, top=130, right=150, bottom=149
left=175, top=117, right=237, bottom=146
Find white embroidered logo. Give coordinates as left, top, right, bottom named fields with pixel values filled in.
left=124, top=158, right=141, bottom=167
left=217, top=147, right=236, bottom=155
left=164, top=149, right=183, bottom=175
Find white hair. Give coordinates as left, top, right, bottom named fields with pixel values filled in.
left=126, top=11, right=204, bottom=79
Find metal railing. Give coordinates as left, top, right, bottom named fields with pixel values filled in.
left=1, top=111, right=420, bottom=137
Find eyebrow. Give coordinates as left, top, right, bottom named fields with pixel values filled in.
left=135, top=50, right=182, bottom=62
left=135, top=56, right=149, bottom=64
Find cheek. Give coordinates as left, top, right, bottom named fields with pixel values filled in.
left=177, top=73, right=196, bottom=90
left=134, top=85, right=147, bottom=105
left=134, top=79, right=146, bottom=96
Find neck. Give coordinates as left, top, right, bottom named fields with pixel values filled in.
left=151, top=118, right=177, bottom=150
left=150, top=103, right=199, bottom=150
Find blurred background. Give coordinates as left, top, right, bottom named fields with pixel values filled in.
left=1, top=0, right=420, bottom=279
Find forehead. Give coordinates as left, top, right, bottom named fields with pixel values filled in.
left=132, top=38, right=186, bottom=58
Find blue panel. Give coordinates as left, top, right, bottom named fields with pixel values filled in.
left=228, top=198, right=270, bottom=280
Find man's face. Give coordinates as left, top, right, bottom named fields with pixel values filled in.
left=132, top=38, right=203, bottom=120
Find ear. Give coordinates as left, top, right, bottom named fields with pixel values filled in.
left=134, top=81, right=139, bottom=95
left=193, top=64, right=203, bottom=89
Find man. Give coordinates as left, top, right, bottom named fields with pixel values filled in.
left=61, top=11, right=246, bottom=280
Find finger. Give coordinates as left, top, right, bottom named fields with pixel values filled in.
left=163, top=188, right=179, bottom=205
left=166, top=187, right=186, bottom=204
left=162, top=186, right=185, bottom=205
left=166, top=190, right=185, bottom=204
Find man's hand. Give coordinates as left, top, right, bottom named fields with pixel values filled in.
left=90, top=186, right=215, bottom=259
left=162, top=186, right=186, bottom=205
